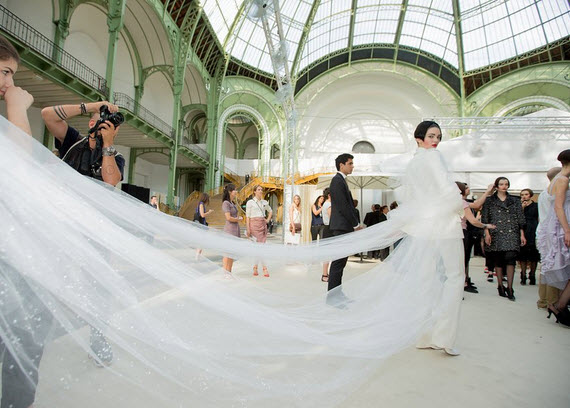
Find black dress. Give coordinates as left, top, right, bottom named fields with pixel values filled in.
left=518, top=202, right=540, bottom=262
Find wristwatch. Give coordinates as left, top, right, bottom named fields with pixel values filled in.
left=102, top=145, right=117, bottom=156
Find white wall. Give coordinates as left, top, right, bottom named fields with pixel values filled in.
left=113, top=33, right=136, bottom=98
left=6, top=0, right=54, bottom=40
left=133, top=157, right=169, bottom=196
left=141, top=72, right=174, bottom=127
left=65, top=4, right=109, bottom=78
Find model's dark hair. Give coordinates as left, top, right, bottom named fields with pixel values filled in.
left=335, top=153, right=354, bottom=171
left=0, top=36, right=20, bottom=64
left=558, top=149, right=570, bottom=166
left=494, top=177, right=510, bottom=189
left=455, top=181, right=467, bottom=196
left=222, top=183, right=236, bottom=202
left=389, top=201, right=398, bottom=210
left=313, top=195, right=324, bottom=207
left=414, top=121, right=441, bottom=141
left=520, top=188, right=534, bottom=198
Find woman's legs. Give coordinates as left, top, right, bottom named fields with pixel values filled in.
left=519, top=260, right=528, bottom=285
left=528, top=261, right=538, bottom=285
left=555, top=280, right=570, bottom=310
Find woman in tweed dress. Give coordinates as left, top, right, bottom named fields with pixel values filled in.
left=482, top=177, right=526, bottom=301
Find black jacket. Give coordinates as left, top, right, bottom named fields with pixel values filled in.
left=329, top=173, right=359, bottom=232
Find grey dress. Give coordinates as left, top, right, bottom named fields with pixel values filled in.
left=481, top=193, right=526, bottom=252
left=222, top=200, right=240, bottom=237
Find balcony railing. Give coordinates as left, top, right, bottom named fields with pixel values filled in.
left=0, top=5, right=107, bottom=94
left=114, top=92, right=175, bottom=139
left=180, top=137, right=210, bottom=161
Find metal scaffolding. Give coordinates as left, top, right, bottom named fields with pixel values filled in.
left=246, top=0, right=297, bottom=238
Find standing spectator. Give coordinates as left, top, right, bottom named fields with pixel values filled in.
left=536, top=167, right=562, bottom=309
left=328, top=153, right=362, bottom=299
left=378, top=206, right=390, bottom=261
left=321, top=188, right=332, bottom=282
left=285, top=195, right=302, bottom=245
left=537, top=150, right=570, bottom=326
left=363, top=204, right=382, bottom=258
left=481, top=177, right=526, bottom=301
left=246, top=185, right=273, bottom=277
left=194, top=193, right=213, bottom=225
left=311, top=195, right=325, bottom=241
left=194, top=193, right=213, bottom=258
left=456, top=182, right=496, bottom=294
left=150, top=195, right=160, bottom=211
left=221, top=184, right=242, bottom=274
left=518, top=189, right=540, bottom=285
left=458, top=183, right=495, bottom=290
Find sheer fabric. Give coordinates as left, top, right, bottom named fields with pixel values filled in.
left=0, top=117, right=463, bottom=407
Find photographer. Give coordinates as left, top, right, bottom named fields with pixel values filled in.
left=41, top=101, right=124, bottom=367
left=41, top=101, right=125, bottom=186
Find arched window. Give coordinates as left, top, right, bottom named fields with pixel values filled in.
left=352, top=141, right=375, bottom=154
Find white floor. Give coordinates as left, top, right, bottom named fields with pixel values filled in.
left=33, top=252, right=569, bottom=408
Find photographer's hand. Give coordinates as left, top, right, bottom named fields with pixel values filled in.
left=89, top=101, right=119, bottom=114
left=98, top=121, right=119, bottom=147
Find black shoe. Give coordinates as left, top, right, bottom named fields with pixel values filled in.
left=464, top=285, right=478, bottom=293
left=529, top=273, right=536, bottom=285
left=506, top=287, right=515, bottom=301
left=498, top=285, right=507, bottom=298
left=487, top=274, right=494, bottom=282
left=520, top=271, right=527, bottom=285
left=466, top=278, right=477, bottom=290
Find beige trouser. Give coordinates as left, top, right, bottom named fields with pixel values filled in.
left=537, top=274, right=561, bottom=308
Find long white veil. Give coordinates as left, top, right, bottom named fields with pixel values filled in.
left=0, top=116, right=462, bottom=407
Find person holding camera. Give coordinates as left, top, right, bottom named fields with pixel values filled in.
left=41, top=101, right=124, bottom=368
left=41, top=101, right=125, bottom=186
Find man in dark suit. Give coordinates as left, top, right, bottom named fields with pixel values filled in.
left=328, top=153, right=362, bottom=294
left=364, top=204, right=383, bottom=258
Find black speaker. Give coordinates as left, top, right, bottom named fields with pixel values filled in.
left=121, top=183, right=150, bottom=203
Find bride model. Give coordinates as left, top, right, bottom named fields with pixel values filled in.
left=1, top=93, right=466, bottom=407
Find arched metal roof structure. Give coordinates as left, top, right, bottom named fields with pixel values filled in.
left=164, top=0, right=569, bottom=95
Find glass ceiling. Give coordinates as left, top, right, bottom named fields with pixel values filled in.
left=200, top=0, right=570, bottom=75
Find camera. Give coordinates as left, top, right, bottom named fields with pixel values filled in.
left=89, top=104, right=124, bottom=134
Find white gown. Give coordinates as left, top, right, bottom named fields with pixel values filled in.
left=0, top=118, right=464, bottom=407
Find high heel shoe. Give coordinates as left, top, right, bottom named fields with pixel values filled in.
left=253, top=266, right=259, bottom=276
left=506, top=287, right=515, bottom=301
left=263, top=267, right=269, bottom=277
left=497, top=285, right=507, bottom=298
left=547, top=304, right=570, bottom=327
left=520, top=271, right=526, bottom=285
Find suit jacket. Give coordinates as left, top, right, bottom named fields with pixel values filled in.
left=329, top=173, right=359, bottom=232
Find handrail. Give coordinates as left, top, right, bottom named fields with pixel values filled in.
left=0, top=5, right=107, bottom=94
left=113, top=92, right=175, bottom=139
left=179, top=138, right=210, bottom=160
